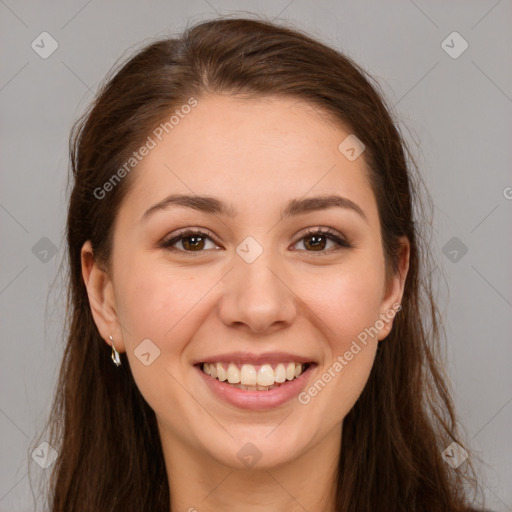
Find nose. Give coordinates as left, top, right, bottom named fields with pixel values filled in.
left=217, top=248, right=297, bottom=335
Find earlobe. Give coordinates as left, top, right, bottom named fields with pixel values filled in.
left=81, top=241, right=125, bottom=352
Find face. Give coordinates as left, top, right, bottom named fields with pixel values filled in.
left=82, top=94, right=408, bottom=471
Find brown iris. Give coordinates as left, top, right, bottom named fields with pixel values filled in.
left=182, top=235, right=206, bottom=251
left=303, top=234, right=327, bottom=251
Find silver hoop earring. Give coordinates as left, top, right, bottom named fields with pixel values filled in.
left=109, top=335, right=121, bottom=367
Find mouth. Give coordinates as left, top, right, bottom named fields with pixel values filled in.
left=197, top=361, right=312, bottom=391
left=194, top=358, right=316, bottom=410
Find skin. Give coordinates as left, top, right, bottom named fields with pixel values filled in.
left=81, top=94, right=409, bottom=512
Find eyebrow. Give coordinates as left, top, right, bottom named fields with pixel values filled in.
left=141, top=193, right=368, bottom=223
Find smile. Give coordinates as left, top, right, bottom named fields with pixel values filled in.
left=201, top=362, right=310, bottom=391
left=195, top=357, right=316, bottom=410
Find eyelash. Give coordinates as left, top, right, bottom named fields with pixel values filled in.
left=159, top=227, right=352, bottom=255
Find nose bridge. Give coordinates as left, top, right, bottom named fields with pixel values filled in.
left=218, top=238, right=296, bottom=334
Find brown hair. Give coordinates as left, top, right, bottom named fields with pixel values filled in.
left=33, top=16, right=484, bottom=511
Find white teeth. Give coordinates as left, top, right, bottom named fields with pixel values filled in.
left=274, top=363, right=286, bottom=383
left=257, top=364, right=275, bottom=386
left=217, top=362, right=227, bottom=381
left=202, top=361, right=308, bottom=387
left=227, top=363, right=240, bottom=384
left=285, top=362, right=295, bottom=380
left=240, top=364, right=257, bottom=386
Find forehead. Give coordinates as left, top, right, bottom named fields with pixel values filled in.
left=118, top=94, right=378, bottom=225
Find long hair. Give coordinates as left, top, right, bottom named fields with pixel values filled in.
left=33, top=16, right=483, bottom=511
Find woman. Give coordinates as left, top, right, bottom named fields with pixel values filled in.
left=37, top=16, right=486, bottom=511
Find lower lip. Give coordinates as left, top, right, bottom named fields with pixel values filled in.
left=196, top=364, right=315, bottom=410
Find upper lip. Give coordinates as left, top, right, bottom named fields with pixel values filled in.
left=193, top=351, right=316, bottom=366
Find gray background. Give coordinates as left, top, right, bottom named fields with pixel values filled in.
left=1, top=1, right=511, bottom=510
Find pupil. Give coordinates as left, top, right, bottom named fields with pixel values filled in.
left=306, top=235, right=325, bottom=251
left=184, top=236, right=204, bottom=250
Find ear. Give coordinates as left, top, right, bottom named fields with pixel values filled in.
left=81, top=240, right=125, bottom=353
left=377, top=236, right=410, bottom=341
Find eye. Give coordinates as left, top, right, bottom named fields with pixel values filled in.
left=160, top=228, right=220, bottom=253
left=160, top=227, right=351, bottom=255
left=292, top=228, right=351, bottom=253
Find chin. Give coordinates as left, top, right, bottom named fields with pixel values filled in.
left=196, top=422, right=317, bottom=470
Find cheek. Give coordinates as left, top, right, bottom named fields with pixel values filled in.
left=112, top=257, right=209, bottom=416
left=293, top=258, right=384, bottom=416
left=115, top=259, right=206, bottom=342
left=299, top=259, right=385, bottom=344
